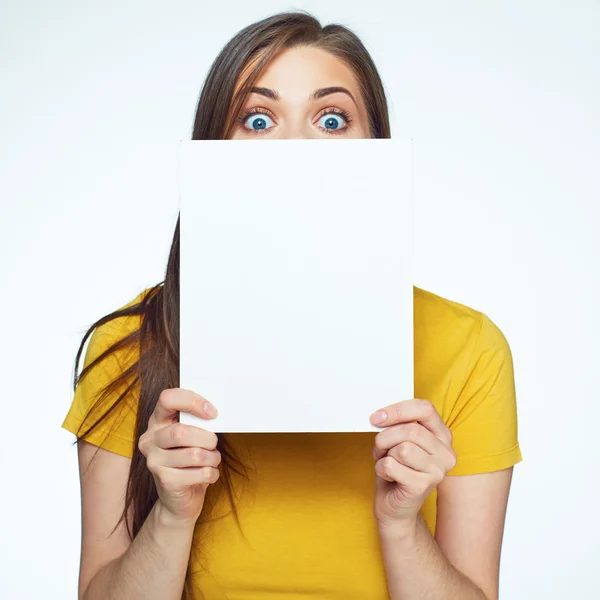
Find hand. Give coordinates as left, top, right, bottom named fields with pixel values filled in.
left=370, top=398, right=456, bottom=531
left=138, top=388, right=221, bottom=524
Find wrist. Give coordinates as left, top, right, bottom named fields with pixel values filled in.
left=154, top=500, right=199, bottom=531
left=377, top=514, right=420, bottom=544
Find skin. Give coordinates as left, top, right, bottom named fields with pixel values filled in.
left=75, top=45, right=513, bottom=600
left=77, top=392, right=218, bottom=600
left=229, top=45, right=371, bottom=140
left=369, top=399, right=513, bottom=600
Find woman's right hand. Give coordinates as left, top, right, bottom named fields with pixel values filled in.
left=138, top=388, right=221, bottom=524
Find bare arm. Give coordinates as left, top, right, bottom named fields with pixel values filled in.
left=379, top=514, right=487, bottom=600
left=77, top=440, right=197, bottom=600
left=77, top=390, right=221, bottom=600
left=378, top=468, right=513, bottom=600
left=83, top=499, right=196, bottom=600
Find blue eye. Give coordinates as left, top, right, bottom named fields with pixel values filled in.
left=317, top=113, right=347, bottom=131
left=243, top=113, right=275, bottom=132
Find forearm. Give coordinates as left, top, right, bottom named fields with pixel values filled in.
left=378, top=514, right=487, bottom=600
left=83, top=501, right=196, bottom=600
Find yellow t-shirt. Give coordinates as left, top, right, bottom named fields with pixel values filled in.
left=62, top=286, right=522, bottom=599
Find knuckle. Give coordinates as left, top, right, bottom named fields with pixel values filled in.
left=397, top=441, right=412, bottom=460
left=421, top=399, right=435, bottom=414
left=374, top=431, right=386, bottom=453
left=201, top=467, right=217, bottom=483
left=427, top=465, right=444, bottom=484
left=448, top=450, right=457, bottom=470
left=156, top=468, right=172, bottom=490
left=407, top=422, right=422, bottom=441
left=158, top=388, right=175, bottom=409
left=205, top=432, right=219, bottom=450
left=383, top=456, right=395, bottom=472
left=145, top=453, right=157, bottom=473
left=171, top=423, right=186, bottom=444
left=189, top=446, right=205, bottom=463
left=137, top=434, right=147, bottom=455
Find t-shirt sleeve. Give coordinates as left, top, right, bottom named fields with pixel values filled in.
left=445, top=313, right=523, bottom=476
left=61, top=319, right=139, bottom=459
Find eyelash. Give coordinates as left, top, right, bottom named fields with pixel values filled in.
left=237, top=107, right=274, bottom=135
left=317, top=106, right=353, bottom=134
left=237, top=106, right=353, bottom=135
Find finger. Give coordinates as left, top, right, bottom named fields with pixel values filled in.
left=386, top=441, right=436, bottom=474
left=375, top=455, right=423, bottom=485
left=154, top=422, right=219, bottom=451
left=373, top=421, right=443, bottom=460
left=157, top=446, right=222, bottom=469
left=156, top=465, right=220, bottom=489
left=370, top=398, right=450, bottom=443
left=152, top=388, right=218, bottom=425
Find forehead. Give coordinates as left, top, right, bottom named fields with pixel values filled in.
left=236, top=45, right=361, bottom=98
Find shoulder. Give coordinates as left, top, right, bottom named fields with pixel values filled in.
left=415, top=285, right=483, bottom=327
left=414, top=285, right=508, bottom=351
left=414, top=286, right=512, bottom=400
left=77, top=287, right=157, bottom=410
left=413, top=289, right=521, bottom=474
left=88, top=287, right=155, bottom=352
left=62, top=287, right=157, bottom=457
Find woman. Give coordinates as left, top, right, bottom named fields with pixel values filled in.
left=63, top=11, right=522, bottom=600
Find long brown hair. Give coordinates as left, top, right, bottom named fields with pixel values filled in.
left=71, top=10, right=391, bottom=599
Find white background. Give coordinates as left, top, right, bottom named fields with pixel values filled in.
left=1, top=0, right=599, bottom=598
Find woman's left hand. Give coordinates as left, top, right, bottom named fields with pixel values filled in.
left=370, top=398, right=457, bottom=531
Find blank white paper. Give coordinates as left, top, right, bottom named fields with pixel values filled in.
left=179, top=138, right=413, bottom=433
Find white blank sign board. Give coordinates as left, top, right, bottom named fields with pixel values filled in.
left=179, top=138, right=413, bottom=433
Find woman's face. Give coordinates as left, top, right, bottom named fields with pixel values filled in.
left=229, top=45, right=371, bottom=140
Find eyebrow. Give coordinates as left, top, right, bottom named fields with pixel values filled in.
left=246, top=86, right=279, bottom=100
left=244, top=85, right=357, bottom=106
left=311, top=86, right=357, bottom=106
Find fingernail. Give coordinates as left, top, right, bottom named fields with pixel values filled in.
left=370, top=411, right=387, bottom=425
left=203, top=402, right=218, bottom=418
